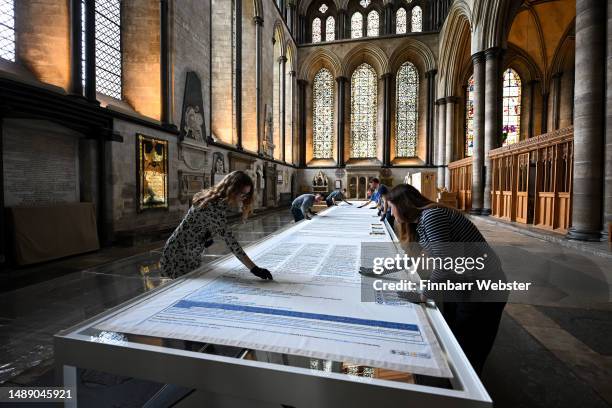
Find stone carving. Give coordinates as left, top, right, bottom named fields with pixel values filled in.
left=212, top=152, right=227, bottom=185
left=179, top=71, right=206, bottom=144
left=183, top=105, right=204, bottom=142
left=262, top=105, right=275, bottom=158
left=312, top=170, right=329, bottom=187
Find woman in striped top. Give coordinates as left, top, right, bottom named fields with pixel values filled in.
left=387, top=183, right=507, bottom=375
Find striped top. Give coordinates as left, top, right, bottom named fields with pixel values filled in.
left=416, top=207, right=507, bottom=301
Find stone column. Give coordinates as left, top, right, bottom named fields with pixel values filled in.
left=483, top=48, right=501, bottom=215
left=605, top=0, right=612, bottom=238
left=286, top=3, right=294, bottom=34
left=336, top=76, right=347, bottom=167
left=568, top=0, right=606, bottom=241
left=382, top=73, right=392, bottom=167
left=426, top=70, right=438, bottom=165
left=436, top=98, right=447, bottom=189
left=254, top=16, right=263, bottom=154
left=471, top=52, right=486, bottom=214
left=298, top=79, right=308, bottom=167
left=280, top=56, right=287, bottom=162
left=233, top=0, right=242, bottom=147
left=160, top=0, right=171, bottom=126
left=445, top=97, right=458, bottom=190
left=338, top=9, right=347, bottom=39
left=384, top=3, right=393, bottom=35
left=551, top=72, right=562, bottom=131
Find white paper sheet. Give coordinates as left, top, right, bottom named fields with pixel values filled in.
left=96, top=204, right=451, bottom=377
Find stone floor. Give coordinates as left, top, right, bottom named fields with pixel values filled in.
left=0, top=210, right=611, bottom=407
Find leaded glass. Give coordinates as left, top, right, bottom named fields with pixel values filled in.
left=366, top=10, right=379, bottom=37
left=325, top=16, right=335, bottom=41
left=313, top=68, right=334, bottom=159
left=360, top=0, right=370, bottom=8
left=312, top=17, right=322, bottom=43
left=351, top=12, right=363, bottom=39
left=465, top=75, right=475, bottom=157
left=396, top=8, right=407, bottom=34
left=395, top=62, right=419, bottom=158
left=502, top=68, right=521, bottom=146
left=319, top=3, right=328, bottom=13
left=0, top=0, right=15, bottom=61
left=82, top=0, right=122, bottom=99
left=350, top=63, right=377, bottom=158
left=411, top=6, right=422, bottom=32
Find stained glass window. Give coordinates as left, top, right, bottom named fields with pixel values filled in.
left=502, top=68, right=521, bottom=146
left=82, top=0, right=123, bottom=99
left=396, top=62, right=419, bottom=157
left=319, top=3, right=328, bottom=13
left=0, top=0, right=15, bottom=61
left=360, top=0, right=371, bottom=8
left=350, top=63, right=377, bottom=158
left=325, top=16, right=335, bottom=41
left=313, top=68, right=334, bottom=159
left=312, top=17, right=322, bottom=43
left=465, top=75, right=475, bottom=157
left=411, top=6, right=422, bottom=32
left=351, top=12, right=363, bottom=39
left=396, top=8, right=407, bottom=34
left=367, top=10, right=379, bottom=37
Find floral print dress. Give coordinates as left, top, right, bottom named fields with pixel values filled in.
left=160, top=199, right=248, bottom=278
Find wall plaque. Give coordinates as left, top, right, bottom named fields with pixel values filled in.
left=137, top=134, right=169, bottom=211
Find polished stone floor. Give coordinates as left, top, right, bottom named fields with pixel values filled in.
left=0, top=210, right=611, bottom=407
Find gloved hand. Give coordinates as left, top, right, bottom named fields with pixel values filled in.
left=380, top=213, right=386, bottom=222
left=203, top=238, right=214, bottom=248
left=305, top=216, right=312, bottom=220
left=310, top=212, right=317, bottom=216
left=250, top=266, right=273, bottom=280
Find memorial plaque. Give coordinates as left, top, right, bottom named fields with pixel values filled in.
left=137, top=134, right=169, bottom=211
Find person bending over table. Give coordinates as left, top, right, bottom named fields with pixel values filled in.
left=160, top=171, right=273, bottom=281
left=291, top=193, right=322, bottom=221
left=357, top=178, right=383, bottom=209
left=325, top=189, right=353, bottom=207
left=386, top=183, right=507, bottom=375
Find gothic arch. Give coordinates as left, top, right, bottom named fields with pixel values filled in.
left=504, top=44, right=543, bottom=84
left=298, top=49, right=342, bottom=81
left=438, top=1, right=472, bottom=96
left=341, top=43, right=389, bottom=78
left=273, top=21, right=286, bottom=56
left=253, top=0, right=263, bottom=19
left=472, top=0, right=518, bottom=53
left=285, top=41, right=297, bottom=71
left=388, top=38, right=436, bottom=76
left=550, top=19, right=576, bottom=76
left=299, top=0, right=342, bottom=16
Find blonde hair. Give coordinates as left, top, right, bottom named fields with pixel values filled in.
left=193, top=170, right=254, bottom=220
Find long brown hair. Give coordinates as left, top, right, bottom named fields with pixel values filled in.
left=387, top=184, right=449, bottom=242
left=192, top=170, right=254, bottom=220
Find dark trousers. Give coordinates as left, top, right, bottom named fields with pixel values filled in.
left=291, top=206, right=304, bottom=222
left=326, top=198, right=333, bottom=207
left=441, top=301, right=506, bottom=375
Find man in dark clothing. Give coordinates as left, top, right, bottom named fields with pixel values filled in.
left=325, top=189, right=353, bottom=207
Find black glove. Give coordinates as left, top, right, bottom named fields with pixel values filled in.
left=380, top=213, right=387, bottom=222
left=203, top=238, right=214, bottom=248
left=370, top=206, right=378, bottom=210
left=250, top=266, right=273, bottom=280
left=310, top=212, right=317, bottom=216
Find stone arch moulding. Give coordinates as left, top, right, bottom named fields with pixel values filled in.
left=438, top=0, right=472, bottom=96
left=504, top=44, right=543, bottom=86
left=298, top=49, right=342, bottom=81
left=273, top=21, right=287, bottom=56
left=388, top=39, right=436, bottom=76
left=253, top=0, right=263, bottom=19
left=549, top=18, right=576, bottom=76
left=341, top=43, right=389, bottom=78
left=286, top=42, right=297, bottom=71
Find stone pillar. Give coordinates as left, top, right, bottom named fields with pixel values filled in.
left=551, top=72, right=562, bottom=131
left=382, top=73, right=392, bottom=167
left=568, top=0, right=606, bottom=241
left=280, top=56, right=287, bottom=162
left=605, top=0, right=612, bottom=238
left=426, top=70, right=438, bottom=165
left=483, top=48, right=501, bottom=215
left=336, top=76, right=347, bottom=167
left=298, top=79, right=308, bottom=167
left=384, top=3, right=393, bottom=35
left=234, top=0, right=242, bottom=147
left=445, top=97, right=458, bottom=190
left=471, top=52, right=486, bottom=214
left=254, top=16, right=263, bottom=154
left=338, top=9, right=347, bottom=39
left=436, top=98, right=447, bottom=189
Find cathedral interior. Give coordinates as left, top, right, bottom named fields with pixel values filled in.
left=0, top=0, right=611, bottom=407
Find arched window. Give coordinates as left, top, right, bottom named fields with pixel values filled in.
left=411, top=6, right=422, bottom=32
left=325, top=16, right=335, bottom=41
left=351, top=12, right=363, bottom=39
left=502, top=68, right=522, bottom=146
left=82, top=0, right=123, bottom=99
left=366, top=10, right=379, bottom=37
left=396, top=7, right=407, bottom=34
left=312, top=17, right=322, bottom=43
left=350, top=63, right=377, bottom=158
left=313, top=68, right=335, bottom=159
left=0, top=0, right=15, bottom=61
left=396, top=62, right=419, bottom=158
left=465, top=75, right=475, bottom=157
